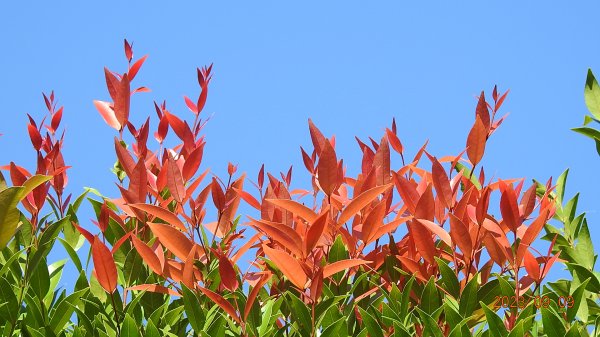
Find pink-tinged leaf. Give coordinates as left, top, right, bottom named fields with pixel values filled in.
left=262, top=245, right=307, bottom=289
left=317, top=139, right=338, bottom=196
left=244, top=273, right=271, bottom=320
left=265, top=199, right=318, bottom=223
left=305, top=210, right=329, bottom=254
left=414, top=219, right=451, bottom=247
left=184, top=95, right=198, bottom=114
left=94, top=100, right=121, bottom=130
left=323, top=259, right=370, bottom=278
left=233, top=188, right=261, bottom=210
left=131, top=236, right=163, bottom=274
left=92, top=236, right=117, bottom=293
left=448, top=214, right=472, bottom=259
left=308, top=119, right=327, bottom=154
left=407, top=220, right=436, bottom=264
left=431, top=157, right=452, bottom=208
left=182, top=143, right=205, bottom=181
left=167, top=154, right=185, bottom=203
left=466, top=116, right=487, bottom=166
left=129, top=55, right=147, bottom=80
left=500, top=185, right=520, bottom=232
left=219, top=254, right=239, bottom=291
left=476, top=91, right=490, bottom=130
left=198, top=286, right=240, bottom=323
left=338, top=184, right=393, bottom=226
left=147, top=222, right=193, bottom=261
left=127, top=284, right=180, bottom=297
left=129, top=203, right=186, bottom=231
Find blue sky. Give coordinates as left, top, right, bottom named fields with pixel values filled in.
left=1, top=2, right=598, bottom=284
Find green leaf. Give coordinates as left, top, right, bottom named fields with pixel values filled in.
left=566, top=263, right=600, bottom=293
left=29, top=257, right=50, bottom=299
left=399, top=276, right=415, bottom=319
left=481, top=302, right=508, bottom=337
left=329, top=235, right=349, bottom=283
left=421, top=276, right=440, bottom=315
left=145, top=320, right=161, bottom=337
left=555, top=169, right=569, bottom=206
left=572, top=126, right=600, bottom=141
left=541, top=307, right=566, bottom=337
left=121, top=313, right=141, bottom=337
left=585, top=68, right=600, bottom=119
left=568, top=278, right=590, bottom=322
left=182, top=285, right=204, bottom=333
left=0, top=247, right=25, bottom=279
left=0, top=186, right=25, bottom=249
left=0, top=277, right=19, bottom=323
left=49, top=287, right=89, bottom=335
left=574, top=221, right=595, bottom=270
left=287, top=292, right=312, bottom=337
left=21, top=175, right=52, bottom=198
left=320, top=317, right=346, bottom=337
left=507, top=319, right=526, bottom=337
left=436, top=257, right=460, bottom=299
left=459, top=274, right=479, bottom=317
left=358, top=307, right=384, bottom=337
left=454, top=162, right=481, bottom=190
left=415, top=307, right=444, bottom=337
left=57, top=237, right=83, bottom=273
left=27, top=217, right=67, bottom=277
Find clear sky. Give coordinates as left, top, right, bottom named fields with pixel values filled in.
left=1, top=2, right=598, bottom=284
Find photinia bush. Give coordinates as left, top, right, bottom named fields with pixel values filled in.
left=0, top=40, right=598, bottom=337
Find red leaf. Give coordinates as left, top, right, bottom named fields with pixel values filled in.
left=155, top=115, right=169, bottom=143
left=362, top=201, right=387, bottom=245
left=219, top=254, right=239, bottom=291
left=500, top=184, right=520, bottom=232
left=197, top=85, right=208, bottom=114
left=127, top=284, right=179, bottom=296
left=94, top=100, right=121, bottom=130
left=385, top=128, right=403, bottom=155
left=262, top=245, right=307, bottom=289
left=308, top=119, right=327, bottom=154
left=182, top=246, right=197, bottom=289
left=249, top=217, right=304, bottom=258
left=414, top=184, right=434, bottom=221
left=114, top=137, right=135, bottom=177
left=317, top=139, right=338, bottom=196
left=92, top=236, right=118, bottom=293
left=466, top=115, right=487, bottom=166
left=124, top=39, right=133, bottom=61
left=74, top=223, right=94, bottom=244
left=113, top=73, right=131, bottom=128
left=147, top=222, right=193, bottom=261
left=167, top=154, right=185, bottom=203
left=129, top=203, right=186, bottom=231
left=131, top=235, right=163, bottom=274
left=414, top=219, right=451, bottom=247
left=323, top=259, right=370, bottom=278
left=182, top=143, right=204, bottom=181
left=164, top=110, right=187, bottom=141
left=129, top=55, right=147, bottom=80
left=234, top=188, right=261, bottom=210
left=129, top=159, right=148, bottom=204
left=258, top=164, right=265, bottom=189
left=476, top=91, right=490, bottom=130
left=51, top=107, right=63, bottom=132
left=198, top=286, right=240, bottom=323
left=244, top=273, right=271, bottom=320
left=523, top=250, right=541, bottom=282
left=27, top=123, right=42, bottom=151
left=211, top=177, right=226, bottom=211
left=104, top=68, right=119, bottom=100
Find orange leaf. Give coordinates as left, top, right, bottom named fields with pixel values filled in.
left=466, top=115, right=487, bottom=166
left=219, top=254, right=239, bottom=291
left=147, top=222, right=192, bottom=261
left=362, top=201, right=387, bottom=245
left=244, top=273, right=271, bottom=321
left=414, top=184, right=435, bottom=221
left=182, top=143, right=205, bottom=181
left=233, top=188, right=261, bottom=211
left=500, top=185, right=520, bottom=232
left=182, top=246, right=197, bottom=289
left=129, top=159, right=148, bottom=204
left=265, top=198, right=318, bottom=223
left=308, top=119, right=327, bottom=154
left=92, top=236, right=117, bottom=293
left=249, top=217, right=304, bottom=258
left=373, top=136, right=391, bottom=185
left=262, top=245, right=307, bottom=289
left=523, top=250, right=540, bottom=282
left=131, top=236, right=163, bottom=275
left=323, top=259, right=370, bottom=278
left=129, top=203, right=186, bottom=231
left=448, top=214, right=473, bottom=259
left=385, top=128, right=403, bottom=155
left=114, top=137, right=135, bottom=177
left=414, top=219, right=451, bottom=247
left=127, top=284, right=180, bottom=296
left=114, top=73, right=130, bottom=128
left=431, top=157, right=453, bottom=209
left=338, top=183, right=393, bottom=226
left=305, top=210, right=329, bottom=254
left=407, top=220, right=435, bottom=264
left=167, top=154, right=185, bottom=203
left=475, top=91, right=490, bottom=130
left=198, top=286, right=241, bottom=323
